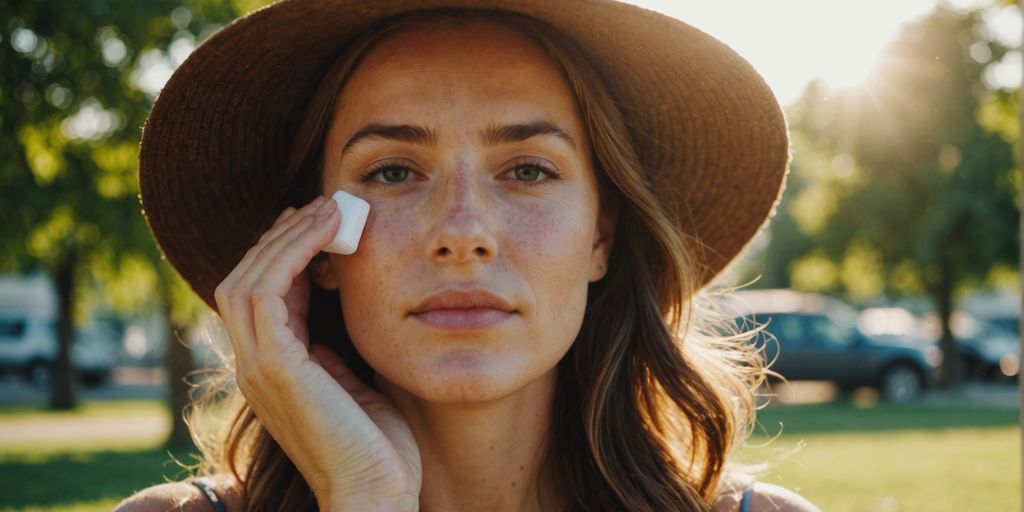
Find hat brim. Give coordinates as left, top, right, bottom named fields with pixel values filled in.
left=139, top=0, right=790, bottom=311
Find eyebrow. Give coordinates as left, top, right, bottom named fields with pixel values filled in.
left=340, top=123, right=437, bottom=156
left=481, top=121, right=577, bottom=151
left=339, top=120, right=578, bottom=157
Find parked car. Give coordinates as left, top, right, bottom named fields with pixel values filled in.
left=0, top=313, right=119, bottom=386
left=0, top=312, right=57, bottom=384
left=858, top=306, right=1012, bottom=383
left=949, top=312, right=1018, bottom=383
left=725, top=290, right=938, bottom=402
left=962, top=290, right=1019, bottom=338
left=73, top=325, right=121, bottom=386
left=0, top=274, right=119, bottom=386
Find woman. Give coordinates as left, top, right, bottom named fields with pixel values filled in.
left=118, top=2, right=816, bottom=511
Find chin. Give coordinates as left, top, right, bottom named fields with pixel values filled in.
left=379, top=354, right=558, bottom=405
left=415, top=379, right=519, bottom=404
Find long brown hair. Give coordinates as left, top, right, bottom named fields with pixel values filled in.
left=188, top=9, right=766, bottom=511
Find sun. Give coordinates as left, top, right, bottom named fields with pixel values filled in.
left=624, top=0, right=943, bottom=104
left=815, top=49, right=883, bottom=89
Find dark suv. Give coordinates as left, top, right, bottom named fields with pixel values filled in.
left=726, top=290, right=938, bottom=402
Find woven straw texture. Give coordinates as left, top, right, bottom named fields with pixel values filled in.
left=139, top=0, right=790, bottom=312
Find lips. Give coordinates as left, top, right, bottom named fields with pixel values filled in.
left=410, top=289, right=516, bottom=330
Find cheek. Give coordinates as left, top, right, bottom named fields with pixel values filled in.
left=516, top=196, right=597, bottom=272
left=521, top=204, right=595, bottom=325
left=345, top=203, right=421, bottom=277
left=332, top=204, right=420, bottom=341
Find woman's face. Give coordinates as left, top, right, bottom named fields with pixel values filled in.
left=315, top=21, right=613, bottom=403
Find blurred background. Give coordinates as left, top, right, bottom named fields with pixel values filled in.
left=0, top=0, right=1020, bottom=511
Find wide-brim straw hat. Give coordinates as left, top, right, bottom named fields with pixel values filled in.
left=139, top=0, right=790, bottom=313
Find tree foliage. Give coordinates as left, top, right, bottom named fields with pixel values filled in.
left=754, top=3, right=1020, bottom=386
left=1, top=0, right=255, bottom=436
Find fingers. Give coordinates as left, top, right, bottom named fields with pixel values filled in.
left=243, top=201, right=338, bottom=294
left=215, top=196, right=339, bottom=361
left=229, top=198, right=324, bottom=289
left=215, top=200, right=317, bottom=325
left=273, top=205, right=298, bottom=225
left=246, top=202, right=338, bottom=339
left=215, top=201, right=309, bottom=357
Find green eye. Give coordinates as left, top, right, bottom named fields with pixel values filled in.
left=359, top=162, right=418, bottom=187
left=504, top=161, right=563, bottom=187
left=513, top=165, right=543, bottom=181
left=379, top=167, right=409, bottom=182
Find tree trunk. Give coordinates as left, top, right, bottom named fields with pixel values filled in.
left=162, top=288, right=196, bottom=451
left=49, top=247, right=77, bottom=410
left=1017, top=5, right=1023, bottom=512
left=932, top=257, right=960, bottom=390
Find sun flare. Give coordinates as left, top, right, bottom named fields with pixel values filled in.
left=628, top=0, right=993, bottom=105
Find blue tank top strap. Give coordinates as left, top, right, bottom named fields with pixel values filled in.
left=190, top=477, right=228, bottom=512
left=738, top=476, right=755, bottom=512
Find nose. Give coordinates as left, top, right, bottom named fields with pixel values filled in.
left=425, top=172, right=498, bottom=265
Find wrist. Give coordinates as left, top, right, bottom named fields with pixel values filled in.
left=317, top=490, right=418, bottom=512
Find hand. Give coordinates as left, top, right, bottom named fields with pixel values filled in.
left=214, top=195, right=422, bottom=511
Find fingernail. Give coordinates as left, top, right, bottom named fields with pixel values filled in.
left=311, top=195, right=326, bottom=207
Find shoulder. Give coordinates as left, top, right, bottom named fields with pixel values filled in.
left=113, top=474, right=243, bottom=512
left=745, top=482, right=820, bottom=512
left=713, top=477, right=820, bottom=512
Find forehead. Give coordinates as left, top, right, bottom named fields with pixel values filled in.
left=334, top=20, right=582, bottom=126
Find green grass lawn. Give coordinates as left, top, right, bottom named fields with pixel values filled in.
left=0, top=400, right=194, bottom=511
left=744, top=403, right=1019, bottom=511
left=0, top=399, right=1018, bottom=511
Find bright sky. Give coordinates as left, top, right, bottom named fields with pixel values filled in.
left=629, top=0, right=1022, bottom=105
left=128, top=0, right=1022, bottom=109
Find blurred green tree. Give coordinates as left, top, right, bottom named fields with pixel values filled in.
left=0, top=0, right=251, bottom=447
left=755, top=3, right=1020, bottom=388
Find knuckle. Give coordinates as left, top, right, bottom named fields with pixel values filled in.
left=213, top=284, right=230, bottom=306
left=250, top=288, right=277, bottom=306
left=296, top=214, right=316, bottom=229
left=258, top=228, right=277, bottom=244
left=222, top=288, right=250, bottom=305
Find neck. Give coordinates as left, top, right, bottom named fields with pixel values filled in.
left=377, top=368, right=565, bottom=512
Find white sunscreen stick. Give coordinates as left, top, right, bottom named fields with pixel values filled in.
left=323, top=190, right=370, bottom=255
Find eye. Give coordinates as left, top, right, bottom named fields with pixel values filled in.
left=378, top=166, right=410, bottom=183
left=504, top=160, right=563, bottom=186
left=512, top=164, right=543, bottom=182
left=360, top=162, right=416, bottom=185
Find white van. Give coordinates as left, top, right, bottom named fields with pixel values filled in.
left=0, top=311, right=58, bottom=383
left=0, top=274, right=118, bottom=385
